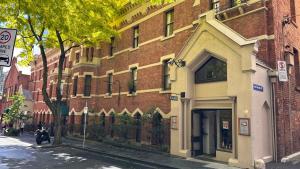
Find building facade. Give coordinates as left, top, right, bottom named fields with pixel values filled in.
left=1, top=58, right=32, bottom=123
left=31, top=0, right=300, bottom=168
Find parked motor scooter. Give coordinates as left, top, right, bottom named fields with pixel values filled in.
left=35, top=127, right=51, bottom=145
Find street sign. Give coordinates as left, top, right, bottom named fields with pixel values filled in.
left=277, top=61, right=288, bottom=82
left=0, top=28, right=17, bottom=67
left=170, top=95, right=178, bottom=101
left=253, top=84, right=264, bottom=92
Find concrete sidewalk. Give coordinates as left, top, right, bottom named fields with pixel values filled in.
left=62, top=136, right=239, bottom=169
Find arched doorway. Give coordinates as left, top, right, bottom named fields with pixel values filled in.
left=69, top=112, right=75, bottom=134
left=42, top=112, right=46, bottom=123
left=152, top=112, right=163, bottom=145
left=109, top=112, right=115, bottom=137
left=100, top=112, right=105, bottom=128
left=80, top=113, right=88, bottom=135
left=134, top=113, right=142, bottom=143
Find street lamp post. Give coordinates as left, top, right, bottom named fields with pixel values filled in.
left=83, top=102, right=88, bottom=148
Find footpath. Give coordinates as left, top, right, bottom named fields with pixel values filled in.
left=62, top=136, right=239, bottom=169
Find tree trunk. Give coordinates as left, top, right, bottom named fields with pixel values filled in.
left=53, top=107, right=63, bottom=145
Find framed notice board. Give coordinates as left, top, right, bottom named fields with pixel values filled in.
left=239, top=118, right=251, bottom=136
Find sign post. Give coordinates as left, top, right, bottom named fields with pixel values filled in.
left=277, top=61, right=288, bottom=82
left=83, top=102, right=88, bottom=148
left=0, top=28, right=17, bottom=67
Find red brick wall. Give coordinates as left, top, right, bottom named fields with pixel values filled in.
left=271, top=0, right=300, bottom=159
left=1, top=58, right=30, bottom=112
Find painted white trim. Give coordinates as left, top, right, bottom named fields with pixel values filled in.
left=131, top=108, right=144, bottom=117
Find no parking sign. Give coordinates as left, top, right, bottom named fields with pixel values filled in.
left=0, top=28, right=17, bottom=67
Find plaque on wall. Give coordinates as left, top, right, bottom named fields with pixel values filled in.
left=239, top=118, right=251, bottom=136
left=171, top=116, right=178, bottom=130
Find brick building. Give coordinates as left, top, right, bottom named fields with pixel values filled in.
left=30, top=0, right=300, bottom=168
left=1, top=58, right=32, bottom=123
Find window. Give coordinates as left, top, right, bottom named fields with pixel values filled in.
left=53, top=63, right=57, bottom=72
left=63, top=56, right=68, bottom=70
left=129, top=67, right=137, bottom=94
left=290, top=0, right=296, bottom=22
left=212, top=0, right=220, bottom=12
left=133, top=26, right=139, bottom=48
left=39, top=70, right=42, bottom=79
left=165, top=9, right=174, bottom=37
left=73, top=76, right=78, bottom=96
left=294, top=48, right=300, bottom=88
left=163, top=60, right=171, bottom=90
left=86, top=48, right=89, bottom=62
left=49, top=83, right=53, bottom=98
left=107, top=73, right=113, bottom=95
left=195, top=57, right=227, bottom=83
left=218, top=110, right=232, bottom=151
left=37, top=91, right=39, bottom=101
left=90, top=47, right=94, bottom=62
left=75, top=52, right=80, bottom=63
left=84, top=75, right=92, bottom=96
left=109, top=37, right=115, bottom=57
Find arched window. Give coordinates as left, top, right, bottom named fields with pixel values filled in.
left=152, top=112, right=163, bottom=145
left=195, top=57, right=227, bottom=83
left=134, top=112, right=142, bottom=143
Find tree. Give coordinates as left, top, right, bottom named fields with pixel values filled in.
left=0, top=0, right=172, bottom=145
left=3, top=93, right=29, bottom=127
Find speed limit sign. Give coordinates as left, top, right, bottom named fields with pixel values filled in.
left=0, top=28, right=17, bottom=67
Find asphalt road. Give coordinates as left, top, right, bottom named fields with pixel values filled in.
left=0, top=134, right=155, bottom=169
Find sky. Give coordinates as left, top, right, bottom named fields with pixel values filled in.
left=3, top=48, right=31, bottom=75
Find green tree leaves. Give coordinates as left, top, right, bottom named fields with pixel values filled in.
left=3, top=93, right=29, bottom=125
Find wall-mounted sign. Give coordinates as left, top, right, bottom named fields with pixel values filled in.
left=277, top=61, right=288, bottom=82
left=170, top=95, right=178, bottom=101
left=171, top=116, right=178, bottom=129
left=0, top=28, right=17, bottom=67
left=239, top=118, right=251, bottom=136
left=253, top=84, right=264, bottom=92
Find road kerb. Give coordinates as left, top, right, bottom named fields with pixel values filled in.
left=63, top=143, right=178, bottom=169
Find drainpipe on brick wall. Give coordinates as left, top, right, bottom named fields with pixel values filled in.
left=268, top=70, right=278, bottom=162
left=271, top=82, right=278, bottom=162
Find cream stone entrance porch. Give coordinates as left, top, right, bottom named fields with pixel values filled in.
left=169, top=11, right=273, bottom=169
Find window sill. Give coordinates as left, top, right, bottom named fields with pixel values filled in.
left=216, top=148, right=232, bottom=153
left=160, top=34, right=175, bottom=41
left=104, top=94, right=112, bottom=99
left=82, top=96, right=92, bottom=99
left=129, top=47, right=139, bottom=52
left=127, top=92, right=137, bottom=97
left=159, top=90, right=171, bottom=94
left=107, top=55, right=115, bottom=60
left=296, top=86, right=300, bottom=92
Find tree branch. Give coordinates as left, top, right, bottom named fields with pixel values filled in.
left=55, top=29, right=65, bottom=102
left=39, top=26, right=45, bottom=40
left=39, top=44, right=56, bottom=113
left=27, top=16, right=40, bottom=41
left=64, top=44, right=80, bottom=54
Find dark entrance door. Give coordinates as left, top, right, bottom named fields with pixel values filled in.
left=191, top=110, right=203, bottom=156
